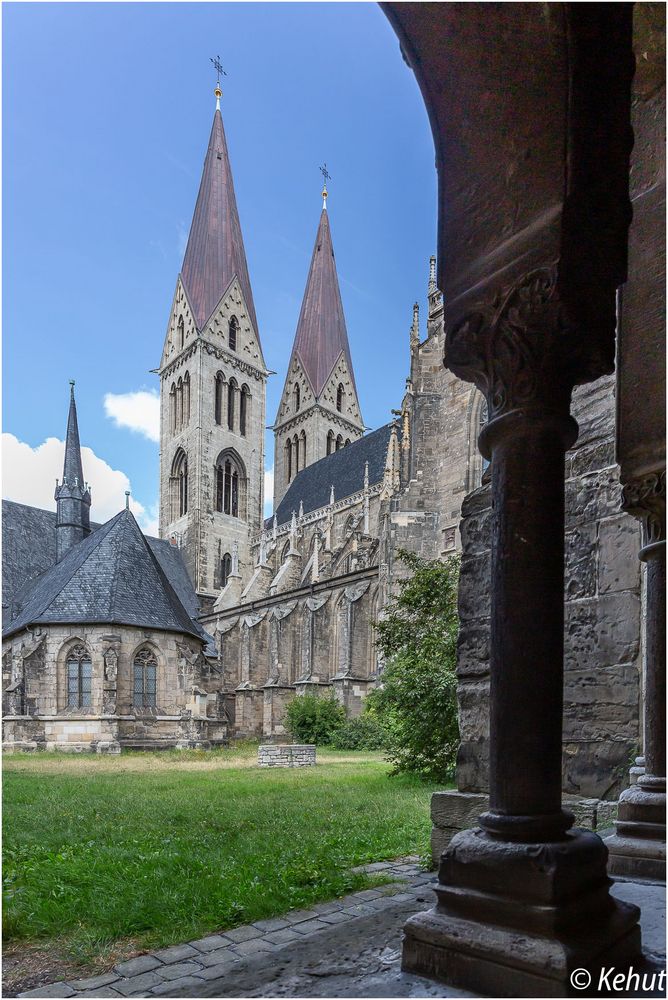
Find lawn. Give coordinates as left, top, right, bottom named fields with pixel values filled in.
left=3, top=745, right=443, bottom=984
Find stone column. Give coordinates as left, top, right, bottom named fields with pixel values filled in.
left=607, top=471, right=666, bottom=879
left=402, top=268, right=641, bottom=996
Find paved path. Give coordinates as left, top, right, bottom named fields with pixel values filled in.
left=17, top=861, right=666, bottom=999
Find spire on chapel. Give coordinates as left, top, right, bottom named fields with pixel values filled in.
left=55, top=382, right=91, bottom=561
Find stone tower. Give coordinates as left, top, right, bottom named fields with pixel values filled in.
left=54, top=382, right=91, bottom=562
left=272, top=185, right=364, bottom=509
left=158, top=87, right=267, bottom=602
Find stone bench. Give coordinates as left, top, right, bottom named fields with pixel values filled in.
left=258, top=744, right=316, bottom=768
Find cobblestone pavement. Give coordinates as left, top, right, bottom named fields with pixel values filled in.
left=17, top=860, right=666, bottom=999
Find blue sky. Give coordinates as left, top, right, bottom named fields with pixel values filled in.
left=3, top=2, right=437, bottom=530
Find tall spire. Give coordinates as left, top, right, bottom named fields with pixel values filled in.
left=290, top=189, right=356, bottom=397
left=55, top=382, right=91, bottom=561
left=180, top=98, right=257, bottom=334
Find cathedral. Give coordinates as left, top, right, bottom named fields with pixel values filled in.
left=2, top=83, right=640, bottom=768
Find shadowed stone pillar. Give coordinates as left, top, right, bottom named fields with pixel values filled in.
left=607, top=473, right=666, bottom=879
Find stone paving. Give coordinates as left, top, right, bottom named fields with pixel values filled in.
left=16, top=859, right=666, bottom=999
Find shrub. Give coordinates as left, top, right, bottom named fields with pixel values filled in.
left=330, top=714, right=388, bottom=751
left=372, top=549, right=460, bottom=783
left=285, top=693, right=346, bottom=745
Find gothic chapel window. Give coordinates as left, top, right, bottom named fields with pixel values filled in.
left=67, top=644, right=92, bottom=709
left=221, top=552, right=232, bottom=588
left=172, top=450, right=188, bottom=518
left=133, top=648, right=157, bottom=709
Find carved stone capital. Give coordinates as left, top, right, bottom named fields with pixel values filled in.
left=622, top=470, right=666, bottom=550
left=445, top=267, right=585, bottom=424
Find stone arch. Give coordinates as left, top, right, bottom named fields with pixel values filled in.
left=169, top=382, right=177, bottom=434
left=227, top=377, right=238, bottom=431
left=178, top=315, right=184, bottom=350
left=183, top=371, right=191, bottom=426
left=466, top=388, right=489, bottom=492
left=214, top=371, right=226, bottom=425
left=240, top=384, right=250, bottom=437
left=326, top=429, right=335, bottom=455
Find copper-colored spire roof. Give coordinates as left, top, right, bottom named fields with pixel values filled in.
left=291, top=207, right=356, bottom=396
left=180, top=109, right=258, bottom=334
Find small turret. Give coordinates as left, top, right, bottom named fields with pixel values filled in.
left=54, top=382, right=91, bottom=561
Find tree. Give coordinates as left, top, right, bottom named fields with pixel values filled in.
left=369, top=549, right=460, bottom=782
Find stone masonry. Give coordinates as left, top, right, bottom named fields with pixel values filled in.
left=258, top=744, right=316, bottom=767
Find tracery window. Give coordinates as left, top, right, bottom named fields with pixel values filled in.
left=221, top=552, right=232, bottom=588
left=133, top=648, right=157, bottom=709
left=240, top=385, right=249, bottom=437
left=67, top=644, right=92, bottom=709
left=171, top=449, right=188, bottom=519
left=215, top=451, right=245, bottom=518
left=336, top=383, right=344, bottom=412
left=228, top=316, right=239, bottom=352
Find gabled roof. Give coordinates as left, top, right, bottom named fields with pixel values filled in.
left=290, top=207, right=356, bottom=397
left=180, top=109, right=258, bottom=335
left=3, top=508, right=204, bottom=641
left=273, top=423, right=395, bottom=527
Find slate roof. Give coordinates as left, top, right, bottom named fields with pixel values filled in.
left=3, top=509, right=206, bottom=641
left=181, top=108, right=258, bottom=335
left=290, top=206, right=356, bottom=396
left=62, top=383, right=85, bottom=487
left=3, top=500, right=203, bottom=637
left=273, top=423, right=394, bottom=528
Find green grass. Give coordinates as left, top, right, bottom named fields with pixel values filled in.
left=3, top=747, right=443, bottom=967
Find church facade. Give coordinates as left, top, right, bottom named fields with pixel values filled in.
left=2, top=85, right=640, bottom=772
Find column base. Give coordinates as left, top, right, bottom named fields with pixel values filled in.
left=606, top=783, right=666, bottom=881
left=402, top=827, right=641, bottom=997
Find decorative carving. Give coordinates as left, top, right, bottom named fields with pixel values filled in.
left=305, top=594, right=329, bottom=613
left=243, top=610, right=267, bottom=629
left=445, top=267, right=579, bottom=421
left=103, top=647, right=118, bottom=682
left=271, top=601, right=298, bottom=621
left=217, top=616, right=239, bottom=635
left=622, top=470, right=666, bottom=547
left=344, top=579, right=371, bottom=603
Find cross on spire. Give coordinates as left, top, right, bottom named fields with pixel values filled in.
left=210, top=55, right=227, bottom=109
left=319, top=163, right=331, bottom=209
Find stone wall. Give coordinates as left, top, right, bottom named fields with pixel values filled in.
left=456, top=374, right=641, bottom=802
left=258, top=744, right=316, bottom=767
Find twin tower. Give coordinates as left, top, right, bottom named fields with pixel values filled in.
left=158, top=99, right=364, bottom=602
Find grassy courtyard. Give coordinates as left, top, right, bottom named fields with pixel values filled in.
left=3, top=745, right=442, bottom=987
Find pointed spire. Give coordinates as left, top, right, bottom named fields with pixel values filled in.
left=63, top=381, right=84, bottom=488
left=290, top=196, right=356, bottom=397
left=180, top=106, right=258, bottom=334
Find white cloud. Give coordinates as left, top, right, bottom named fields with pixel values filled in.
left=264, top=467, right=274, bottom=517
left=104, top=390, right=160, bottom=443
left=2, top=433, right=158, bottom=536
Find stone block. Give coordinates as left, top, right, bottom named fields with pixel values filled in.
left=113, top=955, right=162, bottom=978
left=68, top=973, right=120, bottom=991
left=262, top=927, right=303, bottom=945
left=195, top=960, right=244, bottom=980
left=19, top=985, right=76, bottom=998
left=251, top=916, right=290, bottom=931
left=151, top=975, right=206, bottom=996
left=564, top=523, right=598, bottom=600
left=188, top=934, right=230, bottom=953
left=152, top=944, right=200, bottom=964
left=113, top=971, right=163, bottom=996
left=229, top=939, right=277, bottom=957
left=431, top=790, right=487, bottom=828
left=317, top=910, right=351, bottom=925
left=199, top=947, right=238, bottom=968
left=598, top=515, right=641, bottom=594
left=155, top=961, right=203, bottom=980
left=291, top=918, right=331, bottom=934
left=221, top=924, right=263, bottom=943
left=596, top=799, right=619, bottom=830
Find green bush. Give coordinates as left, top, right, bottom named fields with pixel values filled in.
left=371, top=549, right=460, bottom=783
left=330, top=714, right=388, bottom=751
left=285, top=693, right=346, bottom=745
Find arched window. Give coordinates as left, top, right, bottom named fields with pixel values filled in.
left=293, top=383, right=301, bottom=412
left=214, top=451, right=245, bottom=518
left=336, top=383, right=344, bottom=412
left=178, top=316, right=184, bottom=350
left=479, top=398, right=490, bottom=480
left=133, top=647, right=157, bottom=709
left=214, top=373, right=225, bottom=425
left=221, top=552, right=232, bottom=588
left=228, top=378, right=237, bottom=431
left=293, top=434, right=300, bottom=475
left=326, top=430, right=335, bottom=455
left=228, top=316, right=239, bottom=352
left=300, top=430, right=306, bottom=468
left=183, top=371, right=190, bottom=425
left=171, top=449, right=188, bottom=519
left=336, top=434, right=343, bottom=451
left=240, top=385, right=249, bottom=437
left=344, top=438, right=350, bottom=447
left=177, top=376, right=184, bottom=430
left=67, top=644, right=92, bottom=709
left=286, top=439, right=292, bottom=482
left=169, top=383, right=176, bottom=434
